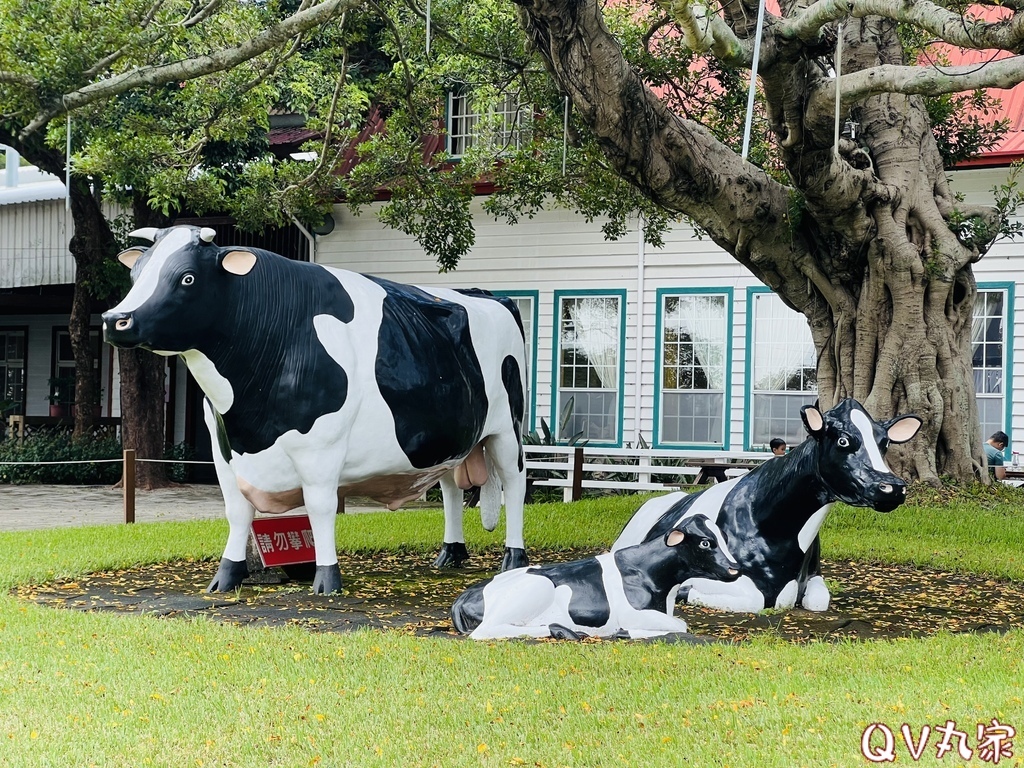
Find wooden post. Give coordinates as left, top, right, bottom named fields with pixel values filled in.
left=123, top=449, right=136, bottom=524
left=571, top=446, right=584, bottom=502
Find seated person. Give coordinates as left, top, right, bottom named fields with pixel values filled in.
left=985, top=431, right=1009, bottom=480
left=769, top=438, right=787, bottom=456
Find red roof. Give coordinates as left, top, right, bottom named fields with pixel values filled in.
left=927, top=6, right=1024, bottom=167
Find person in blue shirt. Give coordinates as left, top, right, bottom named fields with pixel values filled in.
left=985, top=431, right=1009, bottom=480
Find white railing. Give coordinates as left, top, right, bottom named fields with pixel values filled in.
left=523, top=445, right=770, bottom=501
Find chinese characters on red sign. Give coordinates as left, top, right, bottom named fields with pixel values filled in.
left=250, top=515, right=317, bottom=568
left=862, top=719, right=1015, bottom=763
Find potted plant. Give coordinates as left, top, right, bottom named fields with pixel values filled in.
left=46, top=375, right=75, bottom=418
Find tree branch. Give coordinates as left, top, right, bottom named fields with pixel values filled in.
left=0, top=71, right=40, bottom=88
left=809, top=55, right=1024, bottom=117
left=18, top=0, right=358, bottom=139
left=782, top=0, right=1024, bottom=51
left=661, top=0, right=749, bottom=65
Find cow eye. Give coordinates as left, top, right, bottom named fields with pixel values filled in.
left=181, top=274, right=195, bottom=286
left=699, top=539, right=712, bottom=549
left=837, top=436, right=851, bottom=449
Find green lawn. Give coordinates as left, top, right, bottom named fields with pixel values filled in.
left=0, top=491, right=1022, bottom=767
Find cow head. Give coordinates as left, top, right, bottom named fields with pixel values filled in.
left=102, top=226, right=258, bottom=354
left=664, top=515, right=741, bottom=583
left=800, top=399, right=922, bottom=512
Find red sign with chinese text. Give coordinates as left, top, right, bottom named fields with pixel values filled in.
left=250, top=515, right=316, bottom=567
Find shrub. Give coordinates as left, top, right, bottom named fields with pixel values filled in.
left=163, top=441, right=196, bottom=483
left=0, top=431, right=122, bottom=484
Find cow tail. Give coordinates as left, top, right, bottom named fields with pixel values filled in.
left=451, top=583, right=486, bottom=634
left=478, top=449, right=502, bottom=532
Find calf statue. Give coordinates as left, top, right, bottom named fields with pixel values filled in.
left=102, top=225, right=529, bottom=594
left=613, top=399, right=921, bottom=613
left=451, top=514, right=740, bottom=640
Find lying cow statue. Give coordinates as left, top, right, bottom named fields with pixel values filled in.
left=613, top=399, right=921, bottom=614
left=451, top=514, right=740, bottom=640
left=102, top=225, right=529, bottom=594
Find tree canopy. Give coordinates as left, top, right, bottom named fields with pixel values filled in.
left=5, top=0, right=1024, bottom=482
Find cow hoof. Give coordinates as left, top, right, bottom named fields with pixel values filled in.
left=433, top=542, right=470, bottom=569
left=312, top=564, right=343, bottom=595
left=206, top=558, right=249, bottom=593
left=548, top=623, right=583, bottom=641
left=801, top=575, right=831, bottom=612
left=500, top=547, right=528, bottom=572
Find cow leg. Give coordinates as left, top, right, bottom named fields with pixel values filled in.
left=207, top=481, right=254, bottom=592
left=799, top=535, right=831, bottom=611
left=204, top=403, right=254, bottom=593
left=303, top=484, right=343, bottom=595
left=468, top=573, right=557, bottom=639
left=485, top=432, right=528, bottom=571
left=434, top=471, right=469, bottom=568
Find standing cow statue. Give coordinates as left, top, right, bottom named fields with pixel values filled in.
left=613, top=399, right=921, bottom=613
left=451, top=513, right=741, bottom=640
left=102, top=225, right=529, bottom=594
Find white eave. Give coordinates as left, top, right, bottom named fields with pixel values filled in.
left=0, top=180, right=67, bottom=205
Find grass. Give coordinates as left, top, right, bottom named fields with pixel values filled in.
left=0, top=489, right=1022, bottom=767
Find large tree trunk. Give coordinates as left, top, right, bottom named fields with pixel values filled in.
left=513, top=0, right=990, bottom=483
left=117, top=349, right=169, bottom=489
left=118, top=200, right=172, bottom=489
left=65, top=179, right=108, bottom=440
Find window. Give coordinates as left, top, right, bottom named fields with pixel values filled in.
left=656, top=290, right=730, bottom=446
left=447, top=89, right=530, bottom=158
left=748, top=290, right=817, bottom=447
left=974, top=285, right=1012, bottom=445
left=0, top=329, right=26, bottom=416
left=498, top=292, right=537, bottom=434
left=51, top=328, right=101, bottom=410
left=554, top=292, right=624, bottom=444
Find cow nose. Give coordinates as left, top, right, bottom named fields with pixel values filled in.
left=878, top=482, right=907, bottom=496
left=103, top=311, right=133, bottom=332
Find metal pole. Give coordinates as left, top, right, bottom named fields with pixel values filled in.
left=833, top=23, right=844, bottom=159
left=123, top=449, right=136, bottom=524
left=740, top=0, right=768, bottom=161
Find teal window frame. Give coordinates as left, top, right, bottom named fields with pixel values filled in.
left=494, top=290, right=539, bottom=435
left=653, top=287, right=733, bottom=449
left=551, top=289, right=627, bottom=447
left=744, top=287, right=818, bottom=450
left=975, top=282, right=1015, bottom=458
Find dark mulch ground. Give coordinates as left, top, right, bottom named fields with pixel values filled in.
left=13, top=549, right=1024, bottom=643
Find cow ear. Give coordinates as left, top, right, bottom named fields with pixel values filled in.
left=884, top=415, right=922, bottom=444
left=801, top=404, right=825, bottom=436
left=117, top=248, right=145, bottom=269
left=665, top=530, right=685, bottom=547
left=222, top=250, right=257, bottom=276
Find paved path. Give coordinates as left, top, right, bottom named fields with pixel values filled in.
left=0, top=484, right=399, bottom=531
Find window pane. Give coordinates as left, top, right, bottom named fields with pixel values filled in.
left=750, top=293, right=816, bottom=447
left=559, top=390, right=616, bottom=442
left=973, top=289, right=1008, bottom=437
left=662, top=392, right=724, bottom=445
left=557, top=295, right=621, bottom=443
left=447, top=89, right=530, bottom=157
